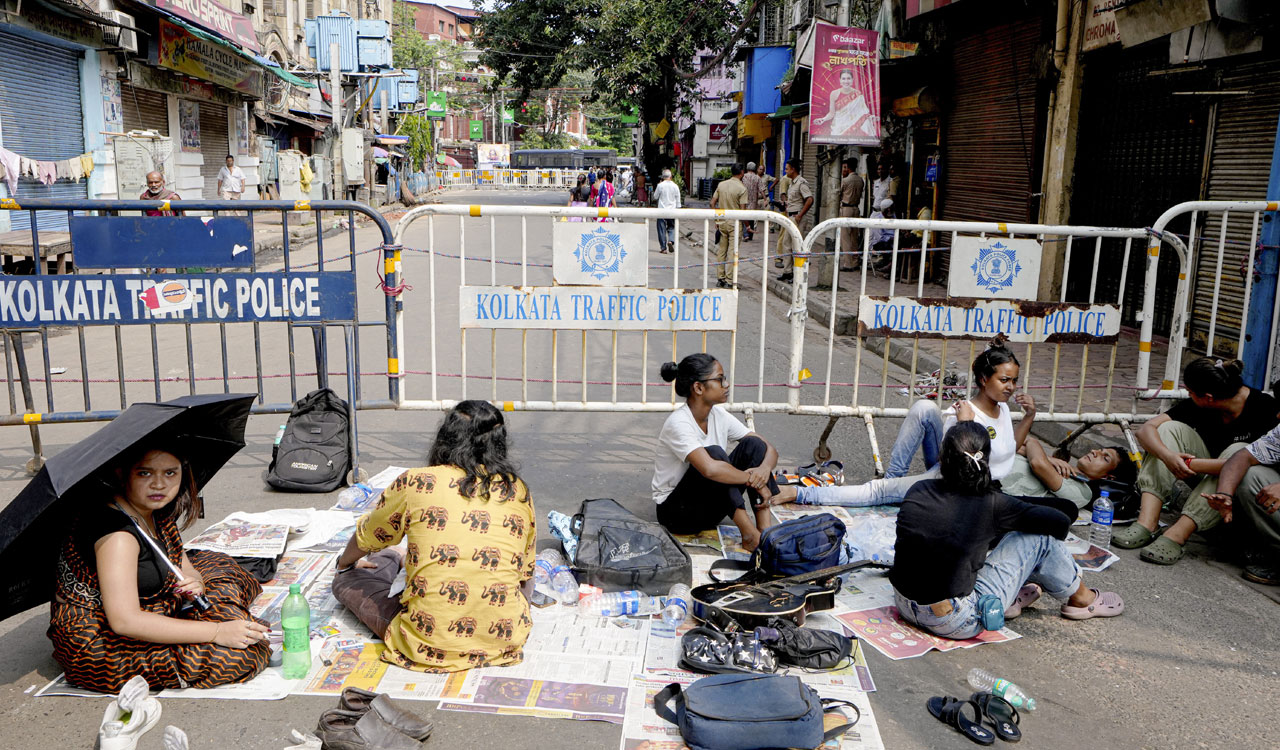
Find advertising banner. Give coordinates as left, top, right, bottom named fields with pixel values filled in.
left=425, top=91, right=447, bottom=118
left=857, top=296, right=1122, bottom=344
left=157, top=19, right=264, bottom=97
left=808, top=22, right=880, bottom=147
left=502, top=108, right=515, bottom=124
left=469, top=120, right=484, bottom=140
left=460, top=287, right=737, bottom=331
left=477, top=143, right=510, bottom=169
left=154, top=0, right=259, bottom=53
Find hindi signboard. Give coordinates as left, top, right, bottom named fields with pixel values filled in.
left=808, top=23, right=880, bottom=147
left=857, top=296, right=1122, bottom=344
left=460, top=287, right=736, bottom=331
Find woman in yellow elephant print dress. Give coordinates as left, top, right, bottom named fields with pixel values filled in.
left=333, top=401, right=536, bottom=672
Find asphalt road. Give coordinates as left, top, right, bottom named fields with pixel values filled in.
left=0, top=190, right=1276, bottom=749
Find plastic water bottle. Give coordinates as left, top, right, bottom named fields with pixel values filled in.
left=336, top=482, right=375, bottom=510
left=281, top=583, right=312, bottom=679
left=1090, top=490, right=1114, bottom=548
left=581, top=590, right=664, bottom=617
left=274, top=424, right=287, bottom=446
left=967, top=668, right=1037, bottom=711
left=661, top=584, right=691, bottom=627
left=533, top=549, right=578, bottom=605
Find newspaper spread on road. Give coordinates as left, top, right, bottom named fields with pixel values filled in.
left=184, top=516, right=291, bottom=557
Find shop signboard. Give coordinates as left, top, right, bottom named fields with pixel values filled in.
left=1083, top=0, right=1135, bottom=51
left=469, top=120, right=484, bottom=140
left=808, top=22, right=880, bottom=147
left=425, top=91, right=447, bottom=118
left=153, top=0, right=259, bottom=53
left=157, top=19, right=264, bottom=98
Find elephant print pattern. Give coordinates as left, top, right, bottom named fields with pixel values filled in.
left=355, top=466, right=536, bottom=672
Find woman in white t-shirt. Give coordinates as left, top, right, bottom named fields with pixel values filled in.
left=652, top=354, right=781, bottom=551
left=775, top=342, right=1036, bottom=507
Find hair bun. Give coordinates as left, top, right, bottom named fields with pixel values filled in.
left=660, top=362, right=679, bottom=382
left=1222, top=359, right=1245, bottom=377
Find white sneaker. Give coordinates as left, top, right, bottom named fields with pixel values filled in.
left=97, top=678, right=161, bottom=750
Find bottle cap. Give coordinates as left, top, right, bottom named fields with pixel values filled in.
left=289, top=583, right=302, bottom=593
left=1100, top=489, right=1109, bottom=497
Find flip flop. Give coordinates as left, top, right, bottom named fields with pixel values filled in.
left=1139, top=535, right=1184, bottom=565
left=971, top=693, right=1021, bottom=742
left=927, top=696, right=995, bottom=746
left=1111, top=522, right=1156, bottom=549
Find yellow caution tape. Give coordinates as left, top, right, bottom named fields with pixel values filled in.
left=797, top=368, right=813, bottom=381
left=385, top=258, right=396, bottom=274
left=22, top=413, right=42, bottom=424
left=1268, top=201, right=1279, bottom=211
left=1161, top=379, right=1174, bottom=390
left=714, top=208, right=725, bottom=217
left=1148, top=246, right=1159, bottom=257
left=794, top=256, right=806, bottom=267
left=160, top=201, right=171, bottom=212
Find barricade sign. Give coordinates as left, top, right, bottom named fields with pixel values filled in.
left=947, top=237, right=1042, bottom=298
left=552, top=223, right=648, bottom=285
left=857, top=296, right=1121, bottom=343
left=460, top=286, right=737, bottom=330
left=69, top=216, right=255, bottom=269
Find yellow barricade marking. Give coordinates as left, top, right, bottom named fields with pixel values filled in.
left=1148, top=246, right=1159, bottom=257
left=1138, top=341, right=1152, bottom=352
left=1161, top=379, right=1174, bottom=390
left=997, top=222, right=1008, bottom=233
left=388, top=358, right=400, bottom=375
left=22, top=413, right=42, bottom=424
left=714, top=208, right=725, bottom=217
left=797, top=368, right=813, bottom=381
left=1179, top=273, right=1186, bottom=280
left=160, top=201, right=171, bottom=212
left=503, top=401, right=515, bottom=412
left=294, top=200, right=310, bottom=211
left=794, top=256, right=806, bottom=267
left=385, top=258, right=396, bottom=274
left=0, top=198, right=18, bottom=210
left=598, top=208, right=609, bottom=218
left=1268, top=201, right=1279, bottom=211
left=470, top=205, right=482, bottom=217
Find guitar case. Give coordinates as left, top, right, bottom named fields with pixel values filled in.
left=571, top=498, right=692, bottom=595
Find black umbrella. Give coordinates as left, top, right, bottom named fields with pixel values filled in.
left=0, top=393, right=256, bottom=621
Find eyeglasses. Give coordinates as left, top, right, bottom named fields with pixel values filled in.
left=699, top=375, right=729, bottom=388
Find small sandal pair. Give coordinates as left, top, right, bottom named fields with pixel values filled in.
left=927, top=693, right=1022, bottom=745
left=775, top=460, right=845, bottom=487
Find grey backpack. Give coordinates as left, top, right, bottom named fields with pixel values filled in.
left=571, top=498, right=692, bottom=595
left=266, top=388, right=351, bottom=492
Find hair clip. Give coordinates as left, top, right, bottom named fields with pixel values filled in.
left=962, top=449, right=985, bottom=469
left=1214, top=359, right=1225, bottom=369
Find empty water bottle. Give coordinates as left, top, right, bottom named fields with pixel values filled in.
left=580, top=590, right=664, bottom=617
left=661, top=584, right=691, bottom=627
left=967, top=668, right=1037, bottom=711
left=336, top=482, right=376, bottom=511
left=533, top=549, right=578, bottom=605
left=1090, top=490, right=1114, bottom=548
left=274, top=424, right=287, bottom=446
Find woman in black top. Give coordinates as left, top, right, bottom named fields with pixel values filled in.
left=891, top=423, right=1125, bottom=640
left=1114, top=358, right=1280, bottom=563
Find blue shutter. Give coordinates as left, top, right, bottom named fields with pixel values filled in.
left=0, top=29, right=88, bottom=232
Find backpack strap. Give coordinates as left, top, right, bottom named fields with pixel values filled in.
left=652, top=683, right=683, bottom=725
left=708, top=558, right=755, bottom=582
left=819, top=698, right=861, bottom=742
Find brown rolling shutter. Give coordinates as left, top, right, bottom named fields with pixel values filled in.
left=120, top=84, right=168, bottom=135
left=1189, top=58, right=1280, bottom=357
left=939, top=18, right=1041, bottom=227
left=197, top=102, right=231, bottom=198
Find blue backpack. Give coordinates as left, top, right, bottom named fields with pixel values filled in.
left=711, top=513, right=846, bottom=581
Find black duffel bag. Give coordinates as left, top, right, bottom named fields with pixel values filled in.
left=570, top=498, right=692, bottom=595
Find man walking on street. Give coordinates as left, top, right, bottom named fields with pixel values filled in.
left=742, top=161, right=760, bottom=242
left=709, top=162, right=748, bottom=288
left=217, top=155, right=245, bottom=200
left=778, top=158, right=813, bottom=284
left=654, top=169, right=681, bottom=254
left=839, top=159, right=864, bottom=269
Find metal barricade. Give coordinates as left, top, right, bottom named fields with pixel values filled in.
left=0, top=198, right=401, bottom=478
left=795, top=216, right=1174, bottom=471
left=1139, top=200, right=1277, bottom=398
left=389, top=204, right=804, bottom=420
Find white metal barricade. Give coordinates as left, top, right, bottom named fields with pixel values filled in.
left=389, top=205, right=805, bottom=419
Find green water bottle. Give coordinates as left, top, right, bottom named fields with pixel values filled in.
left=281, top=583, right=311, bottom=679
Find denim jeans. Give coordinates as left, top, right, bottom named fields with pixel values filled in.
left=657, top=218, right=675, bottom=249
left=796, top=466, right=940, bottom=507
left=894, top=532, right=1082, bottom=640
left=887, top=400, right=944, bottom=478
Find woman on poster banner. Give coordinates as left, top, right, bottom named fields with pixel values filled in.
left=812, top=68, right=878, bottom=140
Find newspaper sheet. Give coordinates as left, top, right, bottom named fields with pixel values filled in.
left=1065, top=531, right=1120, bottom=571
left=185, top=517, right=290, bottom=557
left=715, top=524, right=751, bottom=561
left=836, top=607, right=1019, bottom=660
left=670, top=528, right=723, bottom=553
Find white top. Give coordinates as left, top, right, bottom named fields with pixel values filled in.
left=654, top=180, right=681, bottom=210
left=652, top=404, right=750, bottom=503
left=872, top=176, right=891, bottom=207
left=942, top=401, right=1016, bottom=480
left=218, top=165, right=245, bottom=193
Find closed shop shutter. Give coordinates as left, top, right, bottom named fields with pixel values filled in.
left=1189, top=58, right=1280, bottom=357
left=121, top=84, right=168, bottom=135
left=0, top=29, right=87, bottom=231
left=196, top=102, right=230, bottom=198
left=937, top=17, right=1042, bottom=277
left=1067, top=42, right=1211, bottom=336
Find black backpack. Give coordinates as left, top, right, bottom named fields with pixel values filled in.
left=267, top=388, right=351, bottom=492
left=571, top=498, right=692, bottom=595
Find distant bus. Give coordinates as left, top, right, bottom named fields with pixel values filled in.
left=582, top=149, right=618, bottom=169
left=511, top=149, right=584, bottom=169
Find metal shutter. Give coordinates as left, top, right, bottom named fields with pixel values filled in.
left=121, top=84, right=169, bottom=135
left=0, top=29, right=87, bottom=231
left=1189, top=59, right=1280, bottom=357
left=197, top=102, right=231, bottom=198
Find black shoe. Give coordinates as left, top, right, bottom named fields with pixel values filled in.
left=716, top=278, right=730, bottom=288
left=778, top=272, right=794, bottom=283
left=1242, top=562, right=1280, bottom=585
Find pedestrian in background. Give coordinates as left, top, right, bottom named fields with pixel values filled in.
left=756, top=162, right=776, bottom=206
left=741, top=161, right=760, bottom=242
left=871, top=158, right=891, bottom=209
left=216, top=156, right=244, bottom=201
left=778, top=158, right=813, bottom=284
left=140, top=171, right=180, bottom=217
left=772, top=168, right=792, bottom=269
left=634, top=167, right=648, bottom=206
left=839, top=159, right=864, bottom=269
left=709, top=162, right=748, bottom=288
left=654, top=169, right=681, bottom=254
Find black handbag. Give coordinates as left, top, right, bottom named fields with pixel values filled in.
left=754, top=616, right=853, bottom=670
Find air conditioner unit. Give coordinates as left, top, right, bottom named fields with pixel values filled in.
left=102, top=10, right=138, bottom=53
left=790, top=0, right=811, bottom=30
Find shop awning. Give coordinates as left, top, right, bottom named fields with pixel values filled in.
left=155, top=10, right=316, bottom=88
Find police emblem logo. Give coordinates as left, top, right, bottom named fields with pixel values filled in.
left=970, top=241, right=1023, bottom=294
left=574, top=227, right=627, bottom=281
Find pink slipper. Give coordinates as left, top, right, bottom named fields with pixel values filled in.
left=1060, top=588, right=1125, bottom=620
left=1004, top=583, right=1042, bottom=619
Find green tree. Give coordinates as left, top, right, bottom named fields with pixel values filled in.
left=392, top=2, right=470, bottom=91
left=399, top=114, right=434, bottom=172
left=476, top=0, right=762, bottom=179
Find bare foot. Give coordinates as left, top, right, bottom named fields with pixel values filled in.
left=772, top=485, right=798, bottom=505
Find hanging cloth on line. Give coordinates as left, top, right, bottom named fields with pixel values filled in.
left=55, top=160, right=74, bottom=181
left=80, top=154, right=95, bottom=179
left=37, top=161, right=58, bottom=186
left=0, top=147, right=19, bottom=195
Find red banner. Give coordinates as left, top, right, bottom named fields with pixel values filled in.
left=808, top=23, right=880, bottom=147
left=154, top=0, right=259, bottom=53
left=709, top=124, right=727, bottom=141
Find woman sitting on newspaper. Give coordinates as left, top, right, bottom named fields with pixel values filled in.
left=890, top=422, right=1125, bottom=640
left=49, top=446, right=270, bottom=692
left=651, top=353, right=783, bottom=552
left=332, top=400, right=537, bottom=672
